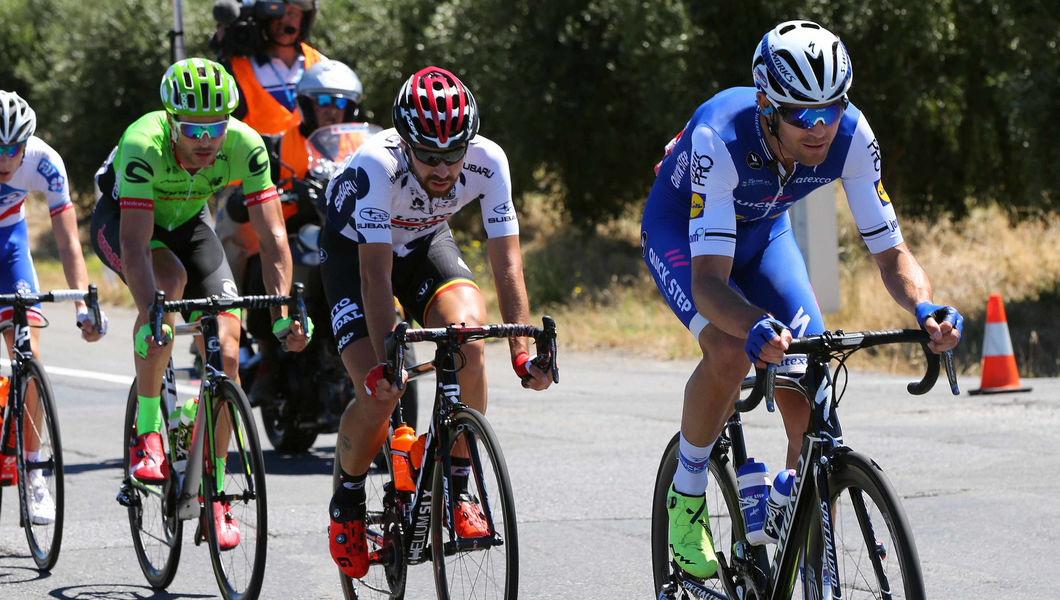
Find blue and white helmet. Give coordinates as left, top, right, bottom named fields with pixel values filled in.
left=752, top=21, right=852, bottom=106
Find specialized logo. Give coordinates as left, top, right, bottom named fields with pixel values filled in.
left=746, top=151, right=764, bottom=169
left=36, top=158, right=66, bottom=192
left=416, top=278, right=434, bottom=300
left=222, top=279, right=239, bottom=298
left=248, top=146, right=268, bottom=176
left=690, top=151, right=713, bottom=187
left=689, top=193, right=704, bottom=219
left=124, top=158, right=154, bottom=184
left=875, top=179, right=892, bottom=206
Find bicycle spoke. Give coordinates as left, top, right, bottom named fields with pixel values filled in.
left=16, top=360, right=65, bottom=571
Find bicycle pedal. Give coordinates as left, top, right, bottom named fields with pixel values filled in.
left=115, top=482, right=139, bottom=508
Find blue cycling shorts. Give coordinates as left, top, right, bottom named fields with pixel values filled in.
left=0, top=220, right=43, bottom=324
left=641, top=205, right=824, bottom=375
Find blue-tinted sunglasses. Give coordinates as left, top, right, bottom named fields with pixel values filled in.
left=0, top=142, right=24, bottom=157
left=408, top=143, right=468, bottom=167
left=775, top=98, right=848, bottom=129
left=174, top=119, right=229, bottom=139
left=315, top=94, right=350, bottom=110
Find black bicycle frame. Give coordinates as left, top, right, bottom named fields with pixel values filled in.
left=0, top=301, right=34, bottom=475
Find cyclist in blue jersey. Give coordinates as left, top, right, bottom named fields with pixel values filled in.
left=641, top=20, right=964, bottom=579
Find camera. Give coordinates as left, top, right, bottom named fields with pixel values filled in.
left=209, top=0, right=285, bottom=59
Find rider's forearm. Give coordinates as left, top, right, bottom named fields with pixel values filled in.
left=875, top=244, right=933, bottom=316
left=250, top=201, right=293, bottom=321
left=122, top=244, right=158, bottom=317
left=488, top=240, right=532, bottom=356
left=51, top=209, right=91, bottom=308
left=362, top=273, right=397, bottom=364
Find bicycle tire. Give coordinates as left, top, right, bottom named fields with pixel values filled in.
left=813, top=450, right=925, bottom=600
left=202, top=379, right=268, bottom=600
left=431, top=408, right=517, bottom=600
left=14, top=359, right=64, bottom=571
left=650, top=432, right=746, bottom=599
left=338, top=433, right=408, bottom=600
left=122, top=379, right=183, bottom=588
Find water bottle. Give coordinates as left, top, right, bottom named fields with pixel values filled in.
left=409, top=433, right=427, bottom=471
left=172, top=397, right=199, bottom=472
left=0, top=376, right=16, bottom=487
left=737, top=458, right=771, bottom=545
left=391, top=424, right=417, bottom=492
left=763, top=468, right=796, bottom=543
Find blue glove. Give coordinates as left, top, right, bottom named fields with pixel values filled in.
left=745, top=316, right=787, bottom=364
left=915, top=302, right=964, bottom=336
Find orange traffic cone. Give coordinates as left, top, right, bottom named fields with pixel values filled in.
left=970, top=294, right=1031, bottom=395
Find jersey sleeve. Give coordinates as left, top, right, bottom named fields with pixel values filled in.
left=324, top=144, right=395, bottom=245
left=840, top=114, right=904, bottom=254
left=229, top=125, right=279, bottom=207
left=116, top=129, right=166, bottom=211
left=687, top=124, right=740, bottom=258
left=473, top=141, right=518, bottom=238
left=27, top=139, right=73, bottom=216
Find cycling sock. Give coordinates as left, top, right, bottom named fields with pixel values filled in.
left=331, top=470, right=366, bottom=521
left=673, top=432, right=714, bottom=496
left=136, top=395, right=163, bottom=435
left=450, top=457, right=471, bottom=497
left=214, top=456, right=226, bottom=494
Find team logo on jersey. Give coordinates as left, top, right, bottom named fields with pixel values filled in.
left=492, top=202, right=512, bottom=215
left=690, top=193, right=705, bottom=219
left=359, top=207, right=390, bottom=222
left=867, top=139, right=882, bottom=172
left=875, top=179, right=892, bottom=206
left=36, top=158, right=66, bottom=192
left=124, top=158, right=154, bottom=184
left=670, top=151, right=689, bottom=188
left=464, top=163, right=494, bottom=178
left=248, top=146, right=269, bottom=176
left=746, top=151, right=764, bottom=169
left=690, top=151, right=713, bottom=186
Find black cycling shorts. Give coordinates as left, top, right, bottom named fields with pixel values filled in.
left=319, top=223, right=478, bottom=353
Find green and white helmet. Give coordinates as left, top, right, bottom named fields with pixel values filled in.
left=159, top=58, right=239, bottom=117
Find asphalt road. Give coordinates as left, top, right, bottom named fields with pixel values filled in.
left=1, top=305, right=1057, bottom=598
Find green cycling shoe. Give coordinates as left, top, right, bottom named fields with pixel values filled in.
left=666, top=484, right=719, bottom=579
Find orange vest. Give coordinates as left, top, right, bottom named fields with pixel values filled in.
left=230, top=44, right=326, bottom=135
left=277, top=123, right=309, bottom=220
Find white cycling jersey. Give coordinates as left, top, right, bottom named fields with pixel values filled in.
left=323, top=128, right=519, bottom=257
left=0, top=136, right=73, bottom=229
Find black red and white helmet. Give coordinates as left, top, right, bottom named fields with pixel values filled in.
left=752, top=20, right=852, bottom=106
left=0, top=90, right=37, bottom=145
left=392, top=66, right=479, bottom=150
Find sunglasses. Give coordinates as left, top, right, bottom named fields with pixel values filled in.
left=174, top=119, right=229, bottom=139
left=774, top=98, right=848, bottom=129
left=0, top=142, right=24, bottom=158
left=315, top=94, right=350, bottom=110
left=408, top=143, right=468, bottom=167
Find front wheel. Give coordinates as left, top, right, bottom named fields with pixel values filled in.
left=15, top=359, right=64, bottom=571
left=816, top=450, right=925, bottom=599
left=203, top=379, right=268, bottom=600
left=431, top=408, right=517, bottom=600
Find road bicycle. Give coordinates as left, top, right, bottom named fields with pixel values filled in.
left=116, top=285, right=307, bottom=600
left=651, top=328, right=959, bottom=600
left=340, top=317, right=559, bottom=600
left=0, top=286, right=102, bottom=572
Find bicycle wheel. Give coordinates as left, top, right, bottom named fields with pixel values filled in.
left=121, top=380, right=183, bottom=588
left=650, top=432, right=746, bottom=599
left=338, top=434, right=407, bottom=600
left=14, top=359, right=64, bottom=571
left=815, top=450, right=925, bottom=600
left=202, top=379, right=267, bottom=600
left=431, top=408, right=517, bottom=600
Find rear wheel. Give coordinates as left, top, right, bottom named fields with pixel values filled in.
left=122, top=379, right=182, bottom=588
left=203, top=380, right=268, bottom=600
left=431, top=408, right=517, bottom=600
left=15, top=359, right=64, bottom=571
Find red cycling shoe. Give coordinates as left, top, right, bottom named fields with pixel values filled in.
left=330, top=515, right=369, bottom=578
left=131, top=432, right=169, bottom=482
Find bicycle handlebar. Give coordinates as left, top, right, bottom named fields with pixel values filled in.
left=383, top=316, right=560, bottom=390
left=0, top=284, right=102, bottom=330
left=737, top=328, right=959, bottom=413
left=147, top=282, right=309, bottom=348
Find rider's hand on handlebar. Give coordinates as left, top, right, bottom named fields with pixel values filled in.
left=745, top=316, right=791, bottom=368
left=364, top=363, right=408, bottom=401
left=76, top=305, right=108, bottom=342
left=915, top=302, right=963, bottom=354
left=273, top=316, right=314, bottom=352
left=513, top=352, right=552, bottom=391
left=134, top=322, right=172, bottom=359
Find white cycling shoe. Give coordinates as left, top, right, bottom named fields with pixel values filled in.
left=27, top=471, right=56, bottom=525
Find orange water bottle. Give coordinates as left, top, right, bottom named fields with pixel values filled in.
left=409, top=434, right=427, bottom=471
left=391, top=424, right=417, bottom=491
left=0, top=375, right=16, bottom=487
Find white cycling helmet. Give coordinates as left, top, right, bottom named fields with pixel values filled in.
left=752, top=20, right=852, bottom=106
left=0, top=90, right=37, bottom=145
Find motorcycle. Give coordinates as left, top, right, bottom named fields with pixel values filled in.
left=218, top=122, right=418, bottom=453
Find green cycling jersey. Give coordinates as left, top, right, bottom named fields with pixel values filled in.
left=111, top=111, right=277, bottom=231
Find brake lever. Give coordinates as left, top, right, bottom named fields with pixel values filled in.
left=941, top=350, right=959, bottom=395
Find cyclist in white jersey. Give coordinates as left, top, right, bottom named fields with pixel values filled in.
left=640, top=22, right=963, bottom=579
left=321, top=66, right=552, bottom=578
left=0, top=90, right=107, bottom=524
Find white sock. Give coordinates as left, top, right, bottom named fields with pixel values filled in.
left=672, top=432, right=714, bottom=496
left=24, top=450, right=40, bottom=463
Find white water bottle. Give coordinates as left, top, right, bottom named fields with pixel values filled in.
left=737, top=458, right=771, bottom=545
left=763, top=468, right=795, bottom=543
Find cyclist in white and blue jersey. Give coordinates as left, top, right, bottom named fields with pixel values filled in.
left=641, top=21, right=964, bottom=579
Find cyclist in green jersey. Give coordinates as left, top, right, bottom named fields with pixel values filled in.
left=90, top=58, right=310, bottom=544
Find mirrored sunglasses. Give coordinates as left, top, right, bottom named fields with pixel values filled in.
left=174, top=119, right=229, bottom=139
left=776, top=98, right=848, bottom=129
left=0, top=142, right=24, bottom=157
left=408, top=143, right=468, bottom=167
left=315, top=94, right=350, bottom=110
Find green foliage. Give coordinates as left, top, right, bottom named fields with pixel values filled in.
left=2, top=0, right=1057, bottom=220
